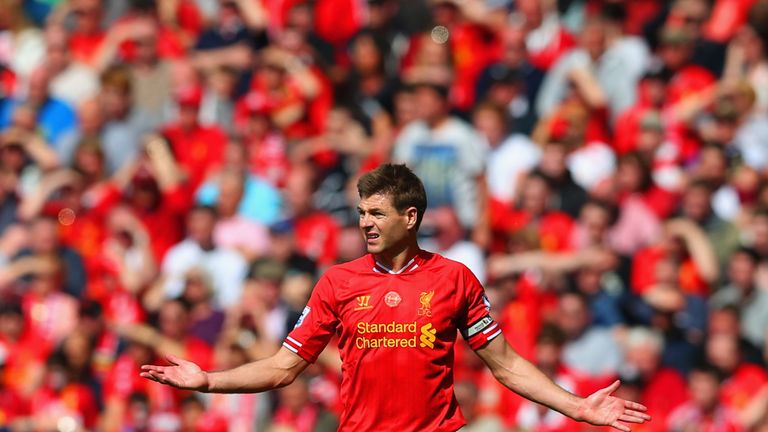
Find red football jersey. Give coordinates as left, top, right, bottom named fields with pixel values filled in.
left=283, top=251, right=502, bottom=432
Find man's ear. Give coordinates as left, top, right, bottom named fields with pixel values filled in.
left=406, top=207, right=418, bottom=230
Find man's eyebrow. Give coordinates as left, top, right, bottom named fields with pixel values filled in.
left=357, top=206, right=382, bottom=212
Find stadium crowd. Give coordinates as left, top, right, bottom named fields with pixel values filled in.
left=0, top=0, right=768, bottom=430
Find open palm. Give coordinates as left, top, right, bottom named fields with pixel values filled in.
left=140, top=355, right=209, bottom=391
left=578, top=380, right=651, bottom=432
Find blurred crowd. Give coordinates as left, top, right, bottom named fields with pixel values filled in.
left=0, top=0, right=768, bottom=430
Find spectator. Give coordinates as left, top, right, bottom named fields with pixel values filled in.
left=477, top=102, right=541, bottom=206
left=268, top=376, right=338, bottom=432
left=536, top=15, right=649, bottom=121
left=557, top=291, right=623, bottom=377
left=58, top=65, right=154, bottom=174
left=619, top=327, right=688, bottom=432
left=667, top=363, right=743, bottom=432
left=283, top=164, right=340, bottom=268
left=162, top=84, right=227, bottom=191
left=12, top=214, right=87, bottom=298
left=43, top=26, right=99, bottom=109
left=454, top=379, right=504, bottom=432
left=476, top=23, right=544, bottom=135
left=210, top=168, right=271, bottom=260
left=678, top=179, right=741, bottom=269
left=393, top=82, right=488, bottom=233
left=0, top=67, right=77, bottom=147
left=159, top=205, right=247, bottom=309
left=197, top=141, right=284, bottom=225
left=710, top=247, right=768, bottom=352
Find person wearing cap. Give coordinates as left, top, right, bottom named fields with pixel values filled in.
left=161, top=84, right=227, bottom=191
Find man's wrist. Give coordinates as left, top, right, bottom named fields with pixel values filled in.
left=570, top=395, right=587, bottom=422
left=203, top=371, right=213, bottom=392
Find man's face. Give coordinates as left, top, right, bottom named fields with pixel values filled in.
left=358, top=193, right=414, bottom=255
left=186, top=209, right=216, bottom=245
left=414, top=87, right=446, bottom=124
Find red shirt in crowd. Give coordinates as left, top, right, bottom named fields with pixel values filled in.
left=30, top=382, right=99, bottom=429
left=293, top=211, right=340, bottom=268
left=636, top=368, right=689, bottom=432
left=162, top=124, right=227, bottom=191
left=283, top=251, right=502, bottom=432
left=490, top=199, right=576, bottom=253
left=631, top=246, right=710, bottom=297
left=69, top=32, right=106, bottom=66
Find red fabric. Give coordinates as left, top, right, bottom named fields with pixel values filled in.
left=490, top=200, right=575, bottom=253
left=237, top=73, right=312, bottom=138
left=630, top=246, right=709, bottom=296
left=313, top=0, right=363, bottom=44
left=184, top=337, right=214, bottom=372
left=720, top=364, right=768, bottom=412
left=293, top=211, right=340, bottom=267
left=527, top=27, right=576, bottom=71
left=0, top=387, right=29, bottom=424
left=176, top=0, right=204, bottom=39
left=247, top=133, right=290, bottom=188
left=162, top=124, right=227, bottom=191
left=639, top=368, right=689, bottom=432
left=0, top=331, right=50, bottom=394
left=135, top=185, right=190, bottom=262
left=665, top=66, right=716, bottom=163
left=272, top=404, right=321, bottom=432
left=703, top=0, right=756, bottom=43
left=30, top=384, right=99, bottom=428
left=284, top=251, right=500, bottom=431
left=613, top=105, right=651, bottom=156
left=449, top=24, right=502, bottom=110
left=114, top=17, right=186, bottom=62
left=105, top=353, right=179, bottom=412
left=497, top=275, right=549, bottom=362
left=68, top=32, right=106, bottom=66
left=0, top=66, right=16, bottom=98
left=642, top=185, right=681, bottom=220
left=622, top=0, right=663, bottom=35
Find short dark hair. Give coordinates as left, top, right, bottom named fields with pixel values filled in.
left=357, top=164, right=427, bottom=229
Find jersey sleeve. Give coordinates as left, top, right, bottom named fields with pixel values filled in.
left=283, top=273, right=339, bottom=363
left=457, top=266, right=502, bottom=350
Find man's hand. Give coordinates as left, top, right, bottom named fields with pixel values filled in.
left=576, top=380, right=651, bottom=432
left=140, top=355, right=210, bottom=391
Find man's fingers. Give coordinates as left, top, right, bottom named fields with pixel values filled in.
left=623, top=410, right=651, bottom=421
left=166, top=355, right=182, bottom=366
left=610, top=421, right=631, bottom=432
left=619, top=414, right=649, bottom=424
left=624, top=400, right=649, bottom=412
left=602, top=380, right=621, bottom=395
left=140, top=365, right=166, bottom=373
left=140, top=371, right=164, bottom=382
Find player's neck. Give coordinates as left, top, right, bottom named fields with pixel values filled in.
left=373, top=242, right=421, bottom=273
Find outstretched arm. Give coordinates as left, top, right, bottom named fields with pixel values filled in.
left=140, top=347, right=310, bottom=393
left=475, top=337, right=650, bottom=431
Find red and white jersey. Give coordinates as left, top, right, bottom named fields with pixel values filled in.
left=283, top=250, right=502, bottom=432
